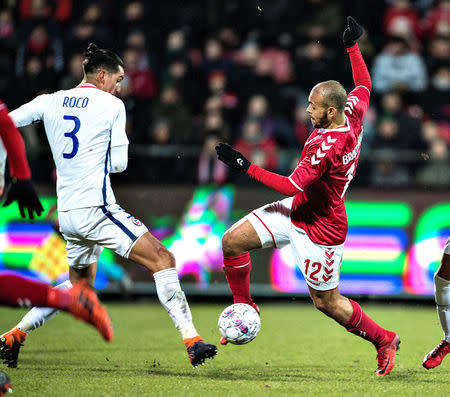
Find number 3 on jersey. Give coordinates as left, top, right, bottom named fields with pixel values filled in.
left=341, top=162, right=355, bottom=198
left=63, top=115, right=80, bottom=159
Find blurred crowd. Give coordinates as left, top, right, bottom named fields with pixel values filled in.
left=0, top=0, right=448, bottom=188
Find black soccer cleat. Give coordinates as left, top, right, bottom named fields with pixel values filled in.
left=187, top=341, right=218, bottom=368
left=0, top=329, right=27, bottom=369
left=0, top=338, right=23, bottom=369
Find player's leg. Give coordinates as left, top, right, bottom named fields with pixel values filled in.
left=0, top=275, right=111, bottom=368
left=128, top=231, right=217, bottom=366
left=221, top=218, right=262, bottom=310
left=221, top=198, right=293, bottom=311
left=290, top=230, right=399, bottom=376
left=95, top=203, right=215, bottom=367
left=307, top=286, right=400, bottom=376
left=423, top=241, right=450, bottom=369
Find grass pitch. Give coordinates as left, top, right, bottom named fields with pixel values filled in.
left=0, top=302, right=448, bottom=396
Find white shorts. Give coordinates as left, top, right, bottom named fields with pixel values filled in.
left=246, top=197, right=344, bottom=291
left=58, top=203, right=148, bottom=269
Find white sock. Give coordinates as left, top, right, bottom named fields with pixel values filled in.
left=434, top=274, right=450, bottom=342
left=153, top=268, right=198, bottom=339
left=16, top=280, right=72, bottom=333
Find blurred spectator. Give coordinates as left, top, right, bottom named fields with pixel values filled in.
left=234, top=118, right=278, bottom=171
left=425, top=34, right=450, bottom=73
left=11, top=55, right=54, bottom=108
left=375, top=91, right=424, bottom=150
left=421, top=63, right=450, bottom=124
left=295, top=41, right=335, bottom=92
left=416, top=139, right=450, bottom=186
left=19, top=0, right=72, bottom=23
left=122, top=47, right=156, bottom=99
left=202, top=37, right=233, bottom=79
left=125, top=30, right=151, bottom=69
left=149, top=119, right=171, bottom=145
left=197, top=112, right=230, bottom=185
left=293, top=100, right=313, bottom=148
left=296, top=0, right=343, bottom=40
left=370, top=148, right=411, bottom=187
left=197, top=134, right=228, bottom=185
left=151, top=84, right=192, bottom=144
left=384, top=0, right=422, bottom=40
left=421, top=0, right=450, bottom=39
left=16, top=23, right=64, bottom=77
left=58, top=51, right=83, bottom=90
left=372, top=36, right=427, bottom=94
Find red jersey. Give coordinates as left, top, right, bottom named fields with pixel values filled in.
left=0, top=100, right=31, bottom=180
left=288, top=86, right=370, bottom=245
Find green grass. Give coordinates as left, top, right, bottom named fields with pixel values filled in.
left=0, top=302, right=448, bottom=396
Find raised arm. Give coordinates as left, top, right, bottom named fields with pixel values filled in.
left=342, top=16, right=371, bottom=92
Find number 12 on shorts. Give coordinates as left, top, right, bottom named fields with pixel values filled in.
left=304, top=259, right=322, bottom=282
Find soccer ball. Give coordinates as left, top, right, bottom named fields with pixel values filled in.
left=218, top=303, right=261, bottom=345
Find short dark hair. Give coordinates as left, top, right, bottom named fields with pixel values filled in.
left=83, top=43, right=123, bottom=75
left=313, top=80, right=347, bottom=113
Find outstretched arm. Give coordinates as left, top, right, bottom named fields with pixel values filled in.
left=342, top=16, right=371, bottom=92
left=215, top=143, right=302, bottom=196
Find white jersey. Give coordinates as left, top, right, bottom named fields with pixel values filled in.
left=10, top=83, right=128, bottom=211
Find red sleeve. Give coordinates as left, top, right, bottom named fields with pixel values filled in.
left=345, top=86, right=370, bottom=120
left=247, top=163, right=300, bottom=196
left=346, top=43, right=371, bottom=91
left=0, top=104, right=31, bottom=180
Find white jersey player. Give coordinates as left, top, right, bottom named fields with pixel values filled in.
left=0, top=43, right=217, bottom=369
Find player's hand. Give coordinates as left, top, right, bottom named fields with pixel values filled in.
left=342, top=16, right=363, bottom=48
left=2, top=178, right=44, bottom=220
left=215, top=142, right=251, bottom=174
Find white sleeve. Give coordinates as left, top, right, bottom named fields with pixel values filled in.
left=0, top=138, right=6, bottom=190
left=111, top=100, right=129, bottom=147
left=110, top=144, right=128, bottom=173
left=9, top=94, right=49, bottom=127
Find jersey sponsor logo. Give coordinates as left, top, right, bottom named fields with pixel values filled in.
left=311, top=135, right=337, bottom=165
left=62, top=96, right=89, bottom=108
left=131, top=217, right=143, bottom=226
left=237, top=158, right=243, bottom=166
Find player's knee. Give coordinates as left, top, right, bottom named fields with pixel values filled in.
left=222, top=230, right=240, bottom=256
left=155, top=246, right=176, bottom=271
left=312, top=296, right=336, bottom=316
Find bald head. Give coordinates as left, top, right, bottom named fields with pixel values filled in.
left=311, top=80, right=347, bottom=114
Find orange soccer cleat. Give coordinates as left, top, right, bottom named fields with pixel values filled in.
left=375, top=331, right=401, bottom=376
left=422, top=339, right=449, bottom=370
left=0, top=328, right=27, bottom=368
left=68, top=280, right=113, bottom=342
left=184, top=335, right=217, bottom=368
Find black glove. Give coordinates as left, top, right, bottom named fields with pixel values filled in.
left=342, top=16, right=363, bottom=48
left=215, top=142, right=251, bottom=174
left=2, top=178, right=44, bottom=220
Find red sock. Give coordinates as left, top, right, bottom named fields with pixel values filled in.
left=0, top=275, right=71, bottom=310
left=223, top=253, right=253, bottom=304
left=345, top=299, right=387, bottom=348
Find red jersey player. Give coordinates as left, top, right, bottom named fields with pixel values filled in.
left=215, top=17, right=400, bottom=376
